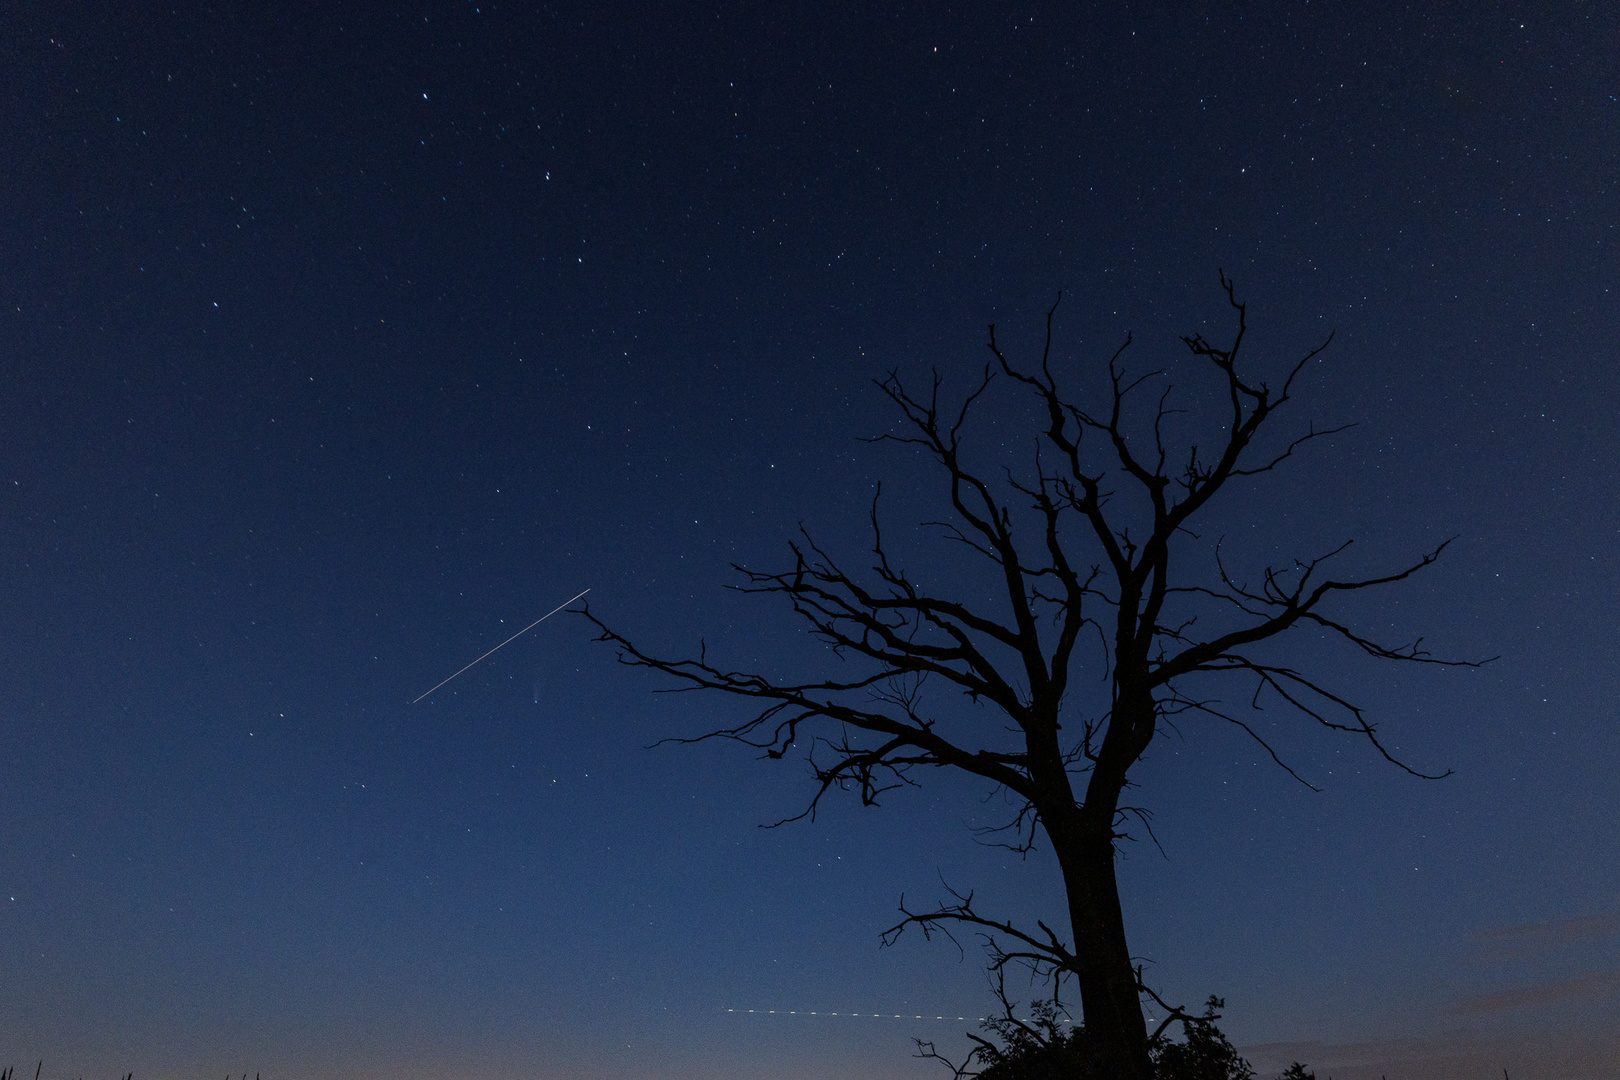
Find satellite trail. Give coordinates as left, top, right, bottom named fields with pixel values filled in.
left=412, top=588, right=589, bottom=703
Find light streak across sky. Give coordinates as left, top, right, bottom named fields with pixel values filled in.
left=411, top=588, right=590, bottom=703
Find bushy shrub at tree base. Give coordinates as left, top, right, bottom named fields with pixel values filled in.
left=1149, top=998, right=1254, bottom=1080
left=969, top=996, right=1297, bottom=1080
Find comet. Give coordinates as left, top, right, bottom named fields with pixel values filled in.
left=412, top=588, right=590, bottom=703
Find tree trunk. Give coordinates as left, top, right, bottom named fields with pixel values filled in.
left=1053, top=823, right=1153, bottom=1080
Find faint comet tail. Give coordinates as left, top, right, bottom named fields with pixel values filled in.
left=412, top=588, right=590, bottom=703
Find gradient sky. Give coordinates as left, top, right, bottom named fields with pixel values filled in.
left=2, top=4, right=1617, bottom=1079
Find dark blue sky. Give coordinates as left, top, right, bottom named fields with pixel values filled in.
left=2, top=4, right=1617, bottom=1079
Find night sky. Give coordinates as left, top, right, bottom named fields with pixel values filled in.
left=2, top=4, right=1617, bottom=1079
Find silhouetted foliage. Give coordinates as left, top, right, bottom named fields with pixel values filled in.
left=921, top=993, right=1259, bottom=1080
left=1149, top=997, right=1255, bottom=1080
left=974, top=1001, right=1106, bottom=1080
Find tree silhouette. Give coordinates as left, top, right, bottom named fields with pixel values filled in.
left=587, top=276, right=1478, bottom=1080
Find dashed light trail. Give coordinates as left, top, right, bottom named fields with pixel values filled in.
left=725, top=1008, right=1079, bottom=1024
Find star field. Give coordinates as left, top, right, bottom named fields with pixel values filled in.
left=1, top=4, right=1617, bottom=1080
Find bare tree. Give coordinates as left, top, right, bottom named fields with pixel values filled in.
left=586, top=276, right=1478, bottom=1080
